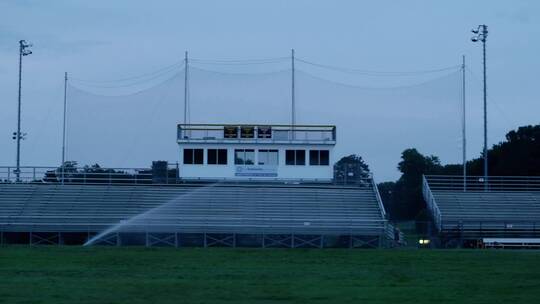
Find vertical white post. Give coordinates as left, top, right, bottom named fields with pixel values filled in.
left=62, top=72, right=68, bottom=185
left=291, top=49, right=295, bottom=139
left=482, top=25, right=488, bottom=191
left=184, top=51, right=188, bottom=126
left=462, top=56, right=466, bottom=191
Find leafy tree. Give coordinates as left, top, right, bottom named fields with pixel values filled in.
left=381, top=124, right=540, bottom=220
left=391, top=149, right=442, bottom=220
left=468, top=125, right=540, bottom=176
left=45, top=162, right=148, bottom=184
left=333, top=154, right=370, bottom=184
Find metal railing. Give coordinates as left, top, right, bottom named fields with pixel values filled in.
left=177, top=124, right=336, bottom=143
left=441, top=219, right=540, bottom=235
left=422, top=175, right=442, bottom=231
left=371, top=175, right=387, bottom=219
left=0, top=165, right=377, bottom=187
left=0, top=166, right=177, bottom=185
left=424, top=175, right=540, bottom=191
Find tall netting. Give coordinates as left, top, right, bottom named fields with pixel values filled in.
left=188, top=66, right=292, bottom=124
left=67, top=70, right=186, bottom=168
left=66, top=58, right=462, bottom=179
left=295, top=69, right=462, bottom=179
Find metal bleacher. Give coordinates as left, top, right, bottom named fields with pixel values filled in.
left=423, top=175, right=540, bottom=243
left=0, top=181, right=391, bottom=248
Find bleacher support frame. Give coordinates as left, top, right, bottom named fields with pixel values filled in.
left=0, top=231, right=388, bottom=249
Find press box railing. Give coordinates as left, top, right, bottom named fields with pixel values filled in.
left=177, top=124, right=336, bottom=144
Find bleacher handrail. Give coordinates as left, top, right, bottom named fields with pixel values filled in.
left=422, top=175, right=442, bottom=231
left=424, top=175, right=540, bottom=191
left=370, top=174, right=387, bottom=219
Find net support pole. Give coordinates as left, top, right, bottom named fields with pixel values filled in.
left=461, top=56, right=466, bottom=192
left=482, top=26, right=488, bottom=191
left=183, top=51, right=188, bottom=125
left=61, top=72, right=68, bottom=185
left=291, top=48, right=295, bottom=139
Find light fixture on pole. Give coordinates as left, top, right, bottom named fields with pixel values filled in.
left=14, top=40, right=32, bottom=182
left=471, top=25, right=488, bottom=190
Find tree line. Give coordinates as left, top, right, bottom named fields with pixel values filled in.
left=379, top=124, right=540, bottom=220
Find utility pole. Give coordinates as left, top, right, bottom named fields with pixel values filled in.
left=462, top=55, right=467, bottom=191
left=291, top=49, right=295, bottom=139
left=184, top=51, right=188, bottom=126
left=471, top=25, right=488, bottom=190
left=61, top=72, right=68, bottom=185
left=14, top=40, right=32, bottom=182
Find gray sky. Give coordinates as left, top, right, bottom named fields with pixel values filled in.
left=0, top=0, right=539, bottom=181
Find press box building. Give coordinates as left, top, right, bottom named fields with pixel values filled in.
left=177, top=124, right=336, bottom=181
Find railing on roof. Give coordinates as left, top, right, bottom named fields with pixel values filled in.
left=177, top=124, right=336, bottom=143
left=424, top=175, right=540, bottom=191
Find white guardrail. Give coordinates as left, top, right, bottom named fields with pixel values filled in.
left=422, top=175, right=442, bottom=231
left=424, top=175, right=540, bottom=191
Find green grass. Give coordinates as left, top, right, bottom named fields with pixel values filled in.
left=1, top=246, right=539, bottom=304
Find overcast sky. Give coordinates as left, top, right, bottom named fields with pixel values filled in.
left=0, top=0, right=539, bottom=181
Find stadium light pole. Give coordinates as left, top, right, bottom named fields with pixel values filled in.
left=471, top=25, right=488, bottom=190
left=14, top=40, right=32, bottom=182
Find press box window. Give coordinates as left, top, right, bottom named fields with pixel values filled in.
left=240, top=126, right=255, bottom=138
left=309, top=150, right=329, bottom=166
left=208, top=149, right=228, bottom=165
left=258, top=150, right=278, bottom=166
left=257, top=126, right=272, bottom=138
left=183, top=149, right=204, bottom=165
left=235, top=149, right=255, bottom=165
left=224, top=126, right=238, bottom=138
left=285, top=150, right=305, bottom=166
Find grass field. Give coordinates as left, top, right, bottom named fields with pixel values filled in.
left=1, top=246, right=539, bottom=303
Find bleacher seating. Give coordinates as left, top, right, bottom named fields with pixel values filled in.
left=0, top=183, right=388, bottom=240
left=423, top=175, right=540, bottom=237
left=431, top=190, right=540, bottom=231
